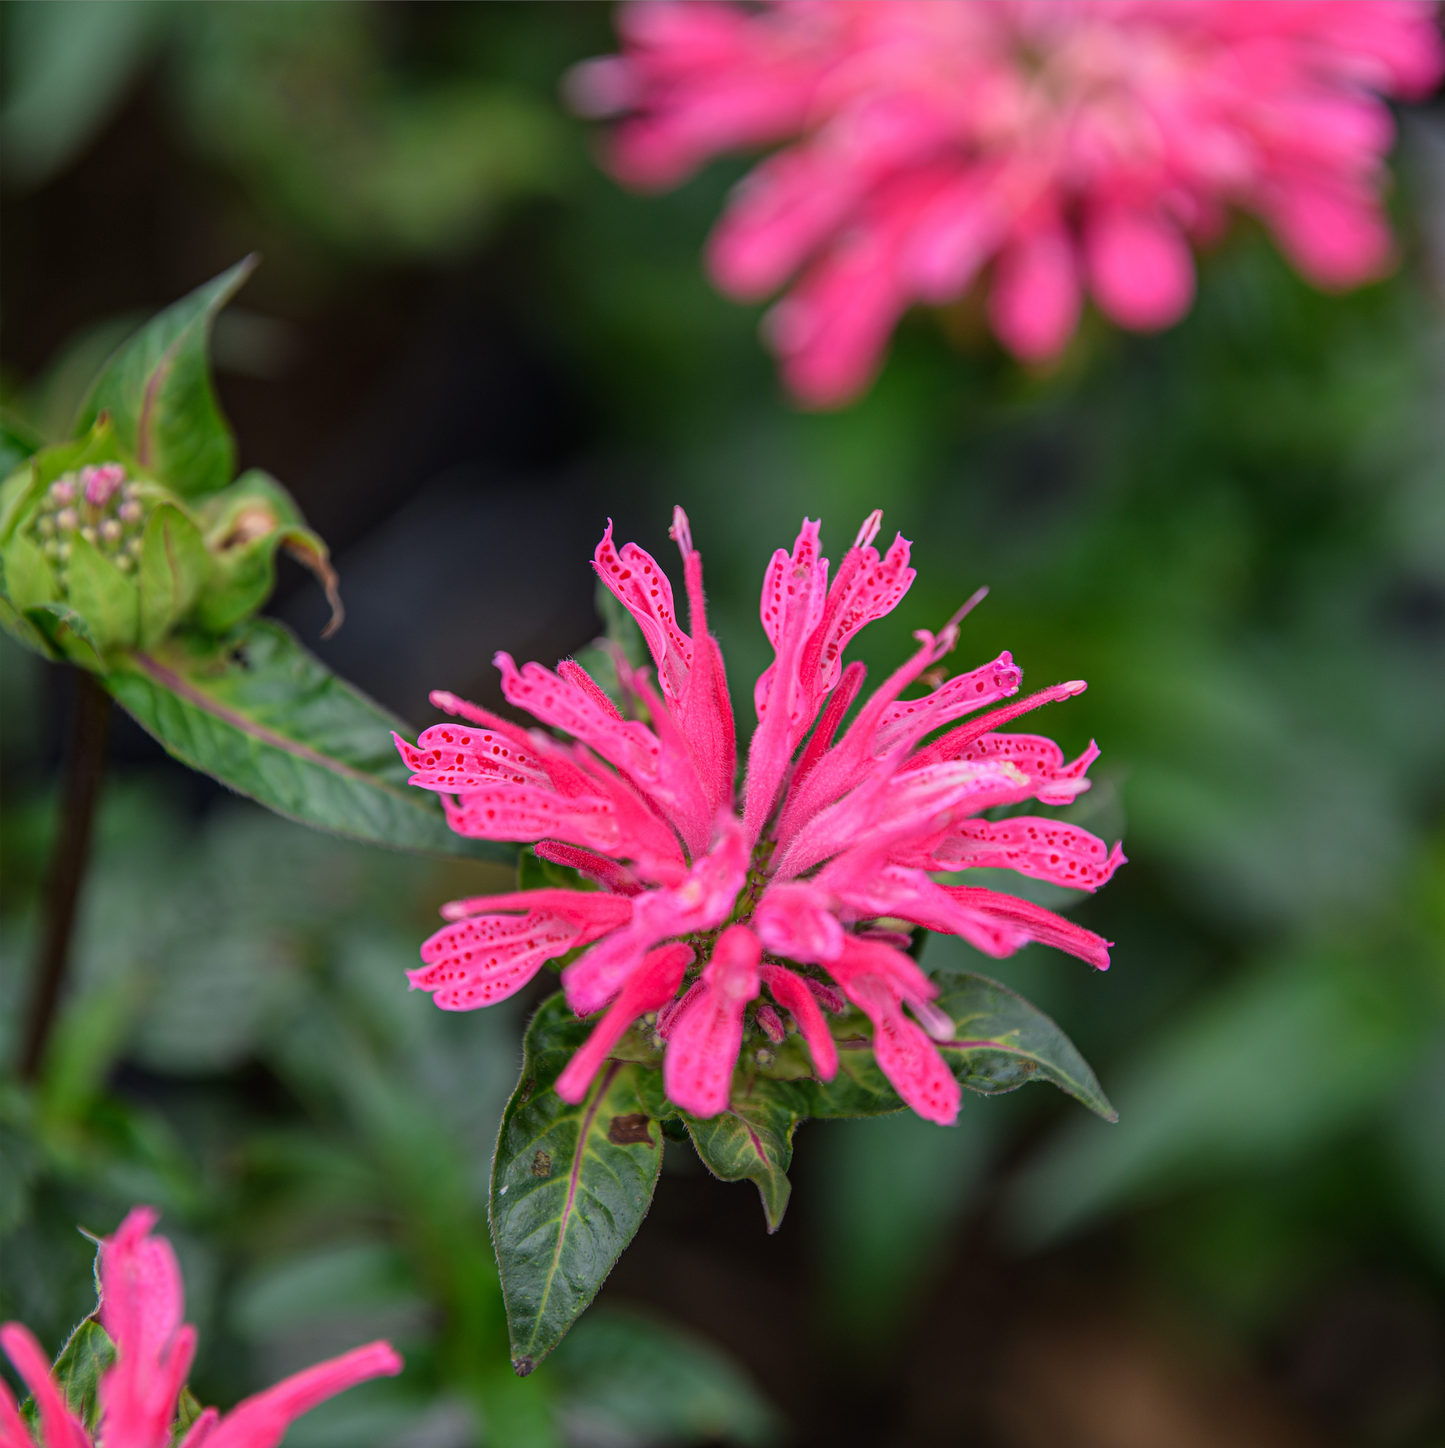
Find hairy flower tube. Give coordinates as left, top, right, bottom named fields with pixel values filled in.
left=569, top=0, right=1445, bottom=405
left=0, top=1207, right=401, bottom=1448
left=396, top=509, right=1123, bottom=1127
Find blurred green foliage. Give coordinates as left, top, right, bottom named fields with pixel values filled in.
left=3, top=2, right=1445, bottom=1443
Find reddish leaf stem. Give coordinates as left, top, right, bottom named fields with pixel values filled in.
left=20, top=669, right=112, bottom=1080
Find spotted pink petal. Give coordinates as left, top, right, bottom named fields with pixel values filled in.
left=593, top=520, right=694, bottom=708
left=927, top=818, right=1127, bottom=892
left=827, top=965, right=960, bottom=1126
left=940, top=885, right=1114, bottom=971
left=663, top=924, right=762, bottom=1117
left=413, top=893, right=633, bottom=1011
left=556, top=942, right=695, bottom=1103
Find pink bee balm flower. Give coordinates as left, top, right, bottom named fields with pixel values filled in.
left=568, top=1, right=1445, bottom=405
left=0, top=1207, right=402, bottom=1448
left=395, top=508, right=1124, bottom=1127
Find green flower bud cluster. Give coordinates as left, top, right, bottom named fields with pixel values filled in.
left=25, top=463, right=152, bottom=592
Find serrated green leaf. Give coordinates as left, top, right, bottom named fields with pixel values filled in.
left=2, top=530, right=60, bottom=611
left=75, top=257, right=256, bottom=497
left=138, top=503, right=207, bottom=647
left=685, top=1078, right=800, bottom=1232
left=103, top=617, right=511, bottom=857
left=936, top=973, right=1116, bottom=1122
left=66, top=531, right=139, bottom=653
left=491, top=993, right=664, bottom=1374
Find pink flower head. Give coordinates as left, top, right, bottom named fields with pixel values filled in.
left=397, top=508, right=1124, bottom=1126
left=569, top=1, right=1445, bottom=405
left=0, top=1207, right=402, bottom=1448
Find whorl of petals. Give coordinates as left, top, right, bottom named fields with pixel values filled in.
left=569, top=0, right=1445, bottom=405
left=400, top=511, right=1125, bottom=1125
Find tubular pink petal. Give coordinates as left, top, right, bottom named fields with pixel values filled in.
left=199, top=1342, right=402, bottom=1448
left=178, top=1408, right=220, bottom=1448
left=1085, top=205, right=1197, bottom=332
left=0, top=1326, right=87, bottom=1448
left=0, top=1375, right=35, bottom=1448
left=557, top=942, right=694, bottom=1102
left=988, top=226, right=1081, bottom=363
left=664, top=925, right=762, bottom=1117
left=760, top=963, right=838, bottom=1079
left=831, top=971, right=959, bottom=1126
left=753, top=882, right=844, bottom=963
left=790, top=660, right=866, bottom=789
left=908, top=680, right=1088, bottom=773
left=533, top=842, right=646, bottom=895
left=940, top=886, right=1114, bottom=971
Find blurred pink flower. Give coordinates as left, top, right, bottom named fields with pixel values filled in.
left=396, top=508, right=1124, bottom=1126
left=0, top=1207, right=402, bottom=1448
left=568, top=0, right=1444, bottom=405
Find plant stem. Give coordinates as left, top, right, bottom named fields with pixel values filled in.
left=20, top=669, right=112, bottom=1081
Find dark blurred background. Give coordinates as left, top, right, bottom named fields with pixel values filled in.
left=3, top=5, right=1445, bottom=1446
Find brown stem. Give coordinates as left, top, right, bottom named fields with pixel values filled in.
left=20, top=669, right=112, bottom=1081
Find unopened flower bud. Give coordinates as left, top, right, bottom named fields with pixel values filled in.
left=56, top=508, right=78, bottom=531
left=119, top=500, right=144, bottom=523
left=82, top=462, right=126, bottom=507
left=37, top=515, right=55, bottom=536
left=116, top=554, right=134, bottom=573
left=80, top=525, right=98, bottom=545
left=101, top=519, right=123, bottom=544
left=49, top=479, right=75, bottom=504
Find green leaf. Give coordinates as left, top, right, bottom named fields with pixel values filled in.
left=138, top=503, right=207, bottom=647
left=936, top=973, right=1117, bottom=1122
left=66, top=531, right=139, bottom=653
left=103, top=617, right=510, bottom=857
left=31, top=1315, right=116, bottom=1436
left=491, top=993, right=664, bottom=1375
left=1, top=530, right=60, bottom=611
left=685, top=1078, right=800, bottom=1232
left=75, top=257, right=256, bottom=497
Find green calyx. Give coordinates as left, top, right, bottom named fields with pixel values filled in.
left=0, top=419, right=338, bottom=668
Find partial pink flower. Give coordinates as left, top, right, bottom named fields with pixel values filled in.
left=398, top=508, right=1124, bottom=1127
left=568, top=1, right=1445, bottom=405
left=0, top=1208, right=401, bottom=1448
